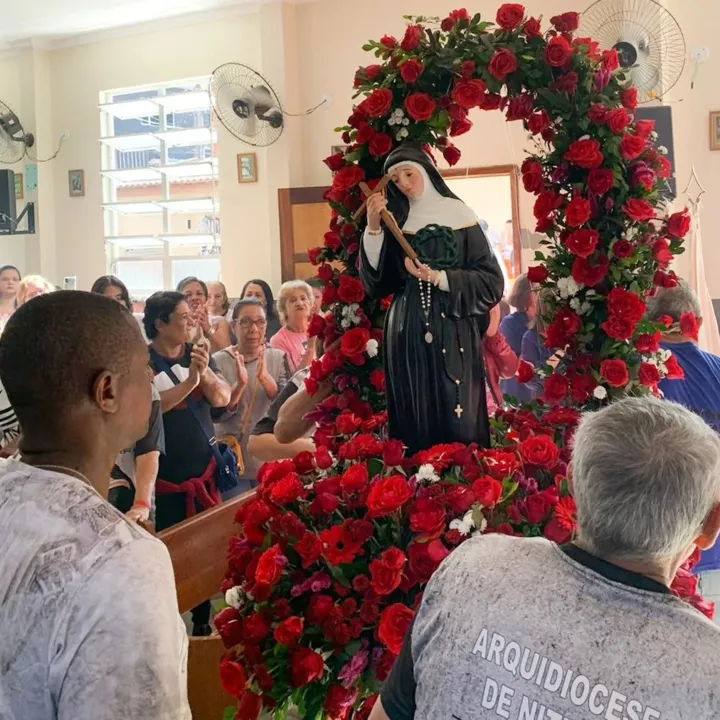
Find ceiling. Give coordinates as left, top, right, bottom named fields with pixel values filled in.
left=0, top=0, right=268, bottom=50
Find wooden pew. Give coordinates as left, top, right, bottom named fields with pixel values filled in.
left=159, top=490, right=255, bottom=720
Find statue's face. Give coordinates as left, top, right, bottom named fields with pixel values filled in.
left=390, top=164, right=424, bottom=200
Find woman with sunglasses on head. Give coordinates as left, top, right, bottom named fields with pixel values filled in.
left=212, top=298, right=289, bottom=488
left=176, top=276, right=232, bottom=352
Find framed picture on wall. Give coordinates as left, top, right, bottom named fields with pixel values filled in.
left=237, top=153, right=258, bottom=183
left=68, top=169, right=85, bottom=197
left=710, top=112, right=720, bottom=151
left=14, top=173, right=23, bottom=200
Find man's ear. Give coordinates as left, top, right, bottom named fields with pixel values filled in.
left=696, top=503, right=720, bottom=551
left=93, top=370, right=121, bottom=414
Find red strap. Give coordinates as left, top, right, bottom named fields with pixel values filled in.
left=156, top=458, right=221, bottom=518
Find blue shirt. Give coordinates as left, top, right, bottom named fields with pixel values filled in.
left=499, top=311, right=529, bottom=356
left=659, top=341, right=720, bottom=573
left=500, top=329, right=551, bottom=403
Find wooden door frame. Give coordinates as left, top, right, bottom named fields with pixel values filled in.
left=278, top=165, right=522, bottom=282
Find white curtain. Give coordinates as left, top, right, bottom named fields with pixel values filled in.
left=686, top=197, right=720, bottom=355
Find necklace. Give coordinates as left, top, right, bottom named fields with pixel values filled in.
left=439, top=312, right=466, bottom=419
left=418, top=278, right=433, bottom=344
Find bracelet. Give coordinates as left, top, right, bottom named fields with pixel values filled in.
left=133, top=500, right=151, bottom=510
left=366, top=227, right=383, bottom=236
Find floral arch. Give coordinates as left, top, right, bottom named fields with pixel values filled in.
left=219, top=6, right=696, bottom=719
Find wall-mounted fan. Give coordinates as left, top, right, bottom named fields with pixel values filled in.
left=0, top=100, right=35, bottom=164
left=210, top=63, right=328, bottom=148
left=581, top=0, right=686, bottom=102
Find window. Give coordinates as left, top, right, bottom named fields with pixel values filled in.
left=99, top=77, right=220, bottom=298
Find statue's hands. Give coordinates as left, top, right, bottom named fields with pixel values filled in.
left=404, top=257, right=441, bottom=287
left=366, top=192, right=387, bottom=232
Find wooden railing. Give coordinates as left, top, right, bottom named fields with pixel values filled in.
left=159, top=490, right=255, bottom=720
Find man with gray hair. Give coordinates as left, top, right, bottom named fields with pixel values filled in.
left=648, top=280, right=720, bottom=617
left=371, top=397, right=720, bottom=720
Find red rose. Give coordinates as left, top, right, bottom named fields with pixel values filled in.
left=481, top=93, right=503, bottom=110
left=324, top=153, right=345, bottom=172
left=620, top=133, right=647, bottom=161
left=489, top=48, right=518, bottom=81
left=545, top=36, right=573, bottom=67
left=664, top=354, right=685, bottom=380
left=405, top=93, right=436, bottom=122
left=521, top=160, right=544, bottom=194
left=528, top=110, right=550, bottom=135
left=378, top=603, right=415, bottom=655
left=442, top=143, right=462, bottom=166
left=667, top=210, right=691, bottom=239
left=543, top=373, right=569, bottom=404
left=631, top=163, right=656, bottom=192
left=450, top=116, right=473, bottom=137
left=400, top=58, right=424, bottom=84
left=471, top=476, right=503, bottom=507
left=602, top=49, right=620, bottom=71
left=601, top=315, right=636, bottom=341
left=634, top=119, right=655, bottom=138
left=655, top=155, right=672, bottom=180
left=544, top=516, right=572, bottom=544
left=525, top=493, right=552, bottom=524
left=220, top=658, right=247, bottom=698
left=524, top=16, right=542, bottom=37
left=214, top=607, right=243, bottom=649
left=370, top=368, right=386, bottom=392
left=242, top=612, right=271, bottom=644
left=565, top=197, right=592, bottom=227
left=255, top=544, right=286, bottom=587
left=337, top=274, right=365, bottom=304
left=274, top=616, right=304, bottom=647
left=607, top=287, right=646, bottom=323
left=516, top=359, right=534, bottom=383
left=401, top=24, right=422, bottom=51
left=534, top=190, right=562, bottom=219
left=368, top=132, right=393, bottom=158
left=269, top=472, right=303, bottom=506
left=408, top=538, right=449, bottom=582
left=622, top=87, right=639, bottom=110
left=654, top=270, right=678, bottom=289
left=460, top=59, right=476, bottom=78
left=611, top=239, right=633, bottom=259
left=586, top=168, right=614, bottom=196
left=364, top=64, right=383, bottom=81
left=565, top=229, right=599, bottom=258
left=367, top=475, right=413, bottom=517
left=340, top=327, right=371, bottom=360
left=324, top=686, right=359, bottom=720
left=441, top=8, right=471, bottom=30
left=680, top=312, right=699, bottom=341
left=355, top=123, right=375, bottom=145
left=638, top=362, right=661, bottom=387
left=290, top=647, right=325, bottom=688
left=306, top=594, right=335, bottom=626
left=526, top=265, right=548, bottom=283
left=506, top=93, right=534, bottom=122
left=370, top=547, right=406, bottom=596
left=605, top=107, right=632, bottom=135
left=551, top=11, right=580, bottom=31
left=295, top=532, right=323, bottom=568
left=307, top=247, right=322, bottom=266
left=652, top=238, right=673, bottom=267
left=564, top=139, right=603, bottom=169
left=657, top=314, right=674, bottom=329
left=520, top=435, right=559, bottom=469
left=363, top=88, right=393, bottom=117
left=383, top=439, right=405, bottom=467
left=546, top=306, right=582, bottom=347
left=293, top=451, right=315, bottom=473
left=600, top=359, right=629, bottom=388
left=340, top=464, right=369, bottom=495
left=451, top=79, right=487, bottom=109
left=571, top=255, right=609, bottom=287
left=635, top=332, right=661, bottom=353
left=588, top=104, right=609, bottom=124
left=496, top=3, right=526, bottom=30
left=332, top=165, right=365, bottom=192
left=237, top=692, right=262, bottom=720
left=623, top=198, right=655, bottom=223
left=380, top=35, right=397, bottom=48
left=409, top=498, right=446, bottom=537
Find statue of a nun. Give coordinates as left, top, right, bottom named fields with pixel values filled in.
left=360, top=145, right=505, bottom=455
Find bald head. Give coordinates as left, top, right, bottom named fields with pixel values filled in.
left=0, top=291, right=148, bottom=435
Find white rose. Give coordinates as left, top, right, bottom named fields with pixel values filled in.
left=365, top=338, right=379, bottom=357
left=416, top=463, right=440, bottom=484
left=593, top=385, right=608, bottom=400
left=557, top=276, right=581, bottom=299
left=225, top=586, right=242, bottom=609
left=449, top=518, right=473, bottom=536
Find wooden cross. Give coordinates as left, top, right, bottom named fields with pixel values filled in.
left=355, top=177, right=418, bottom=261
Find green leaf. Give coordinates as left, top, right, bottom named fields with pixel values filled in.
left=223, top=707, right=236, bottom=720
left=327, top=562, right=351, bottom=588
left=368, top=457, right=384, bottom=476
left=501, top=478, right=519, bottom=503
left=345, top=639, right=362, bottom=656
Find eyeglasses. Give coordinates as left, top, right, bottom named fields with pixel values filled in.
left=237, top=318, right=267, bottom=329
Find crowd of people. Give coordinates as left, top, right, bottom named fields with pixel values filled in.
left=3, top=262, right=720, bottom=717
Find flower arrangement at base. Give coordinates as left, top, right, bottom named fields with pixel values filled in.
left=220, top=4, right=699, bottom=718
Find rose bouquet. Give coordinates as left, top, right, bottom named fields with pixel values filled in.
left=220, top=5, right=698, bottom=718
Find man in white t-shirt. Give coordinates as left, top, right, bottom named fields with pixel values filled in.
left=0, top=291, right=190, bottom=720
